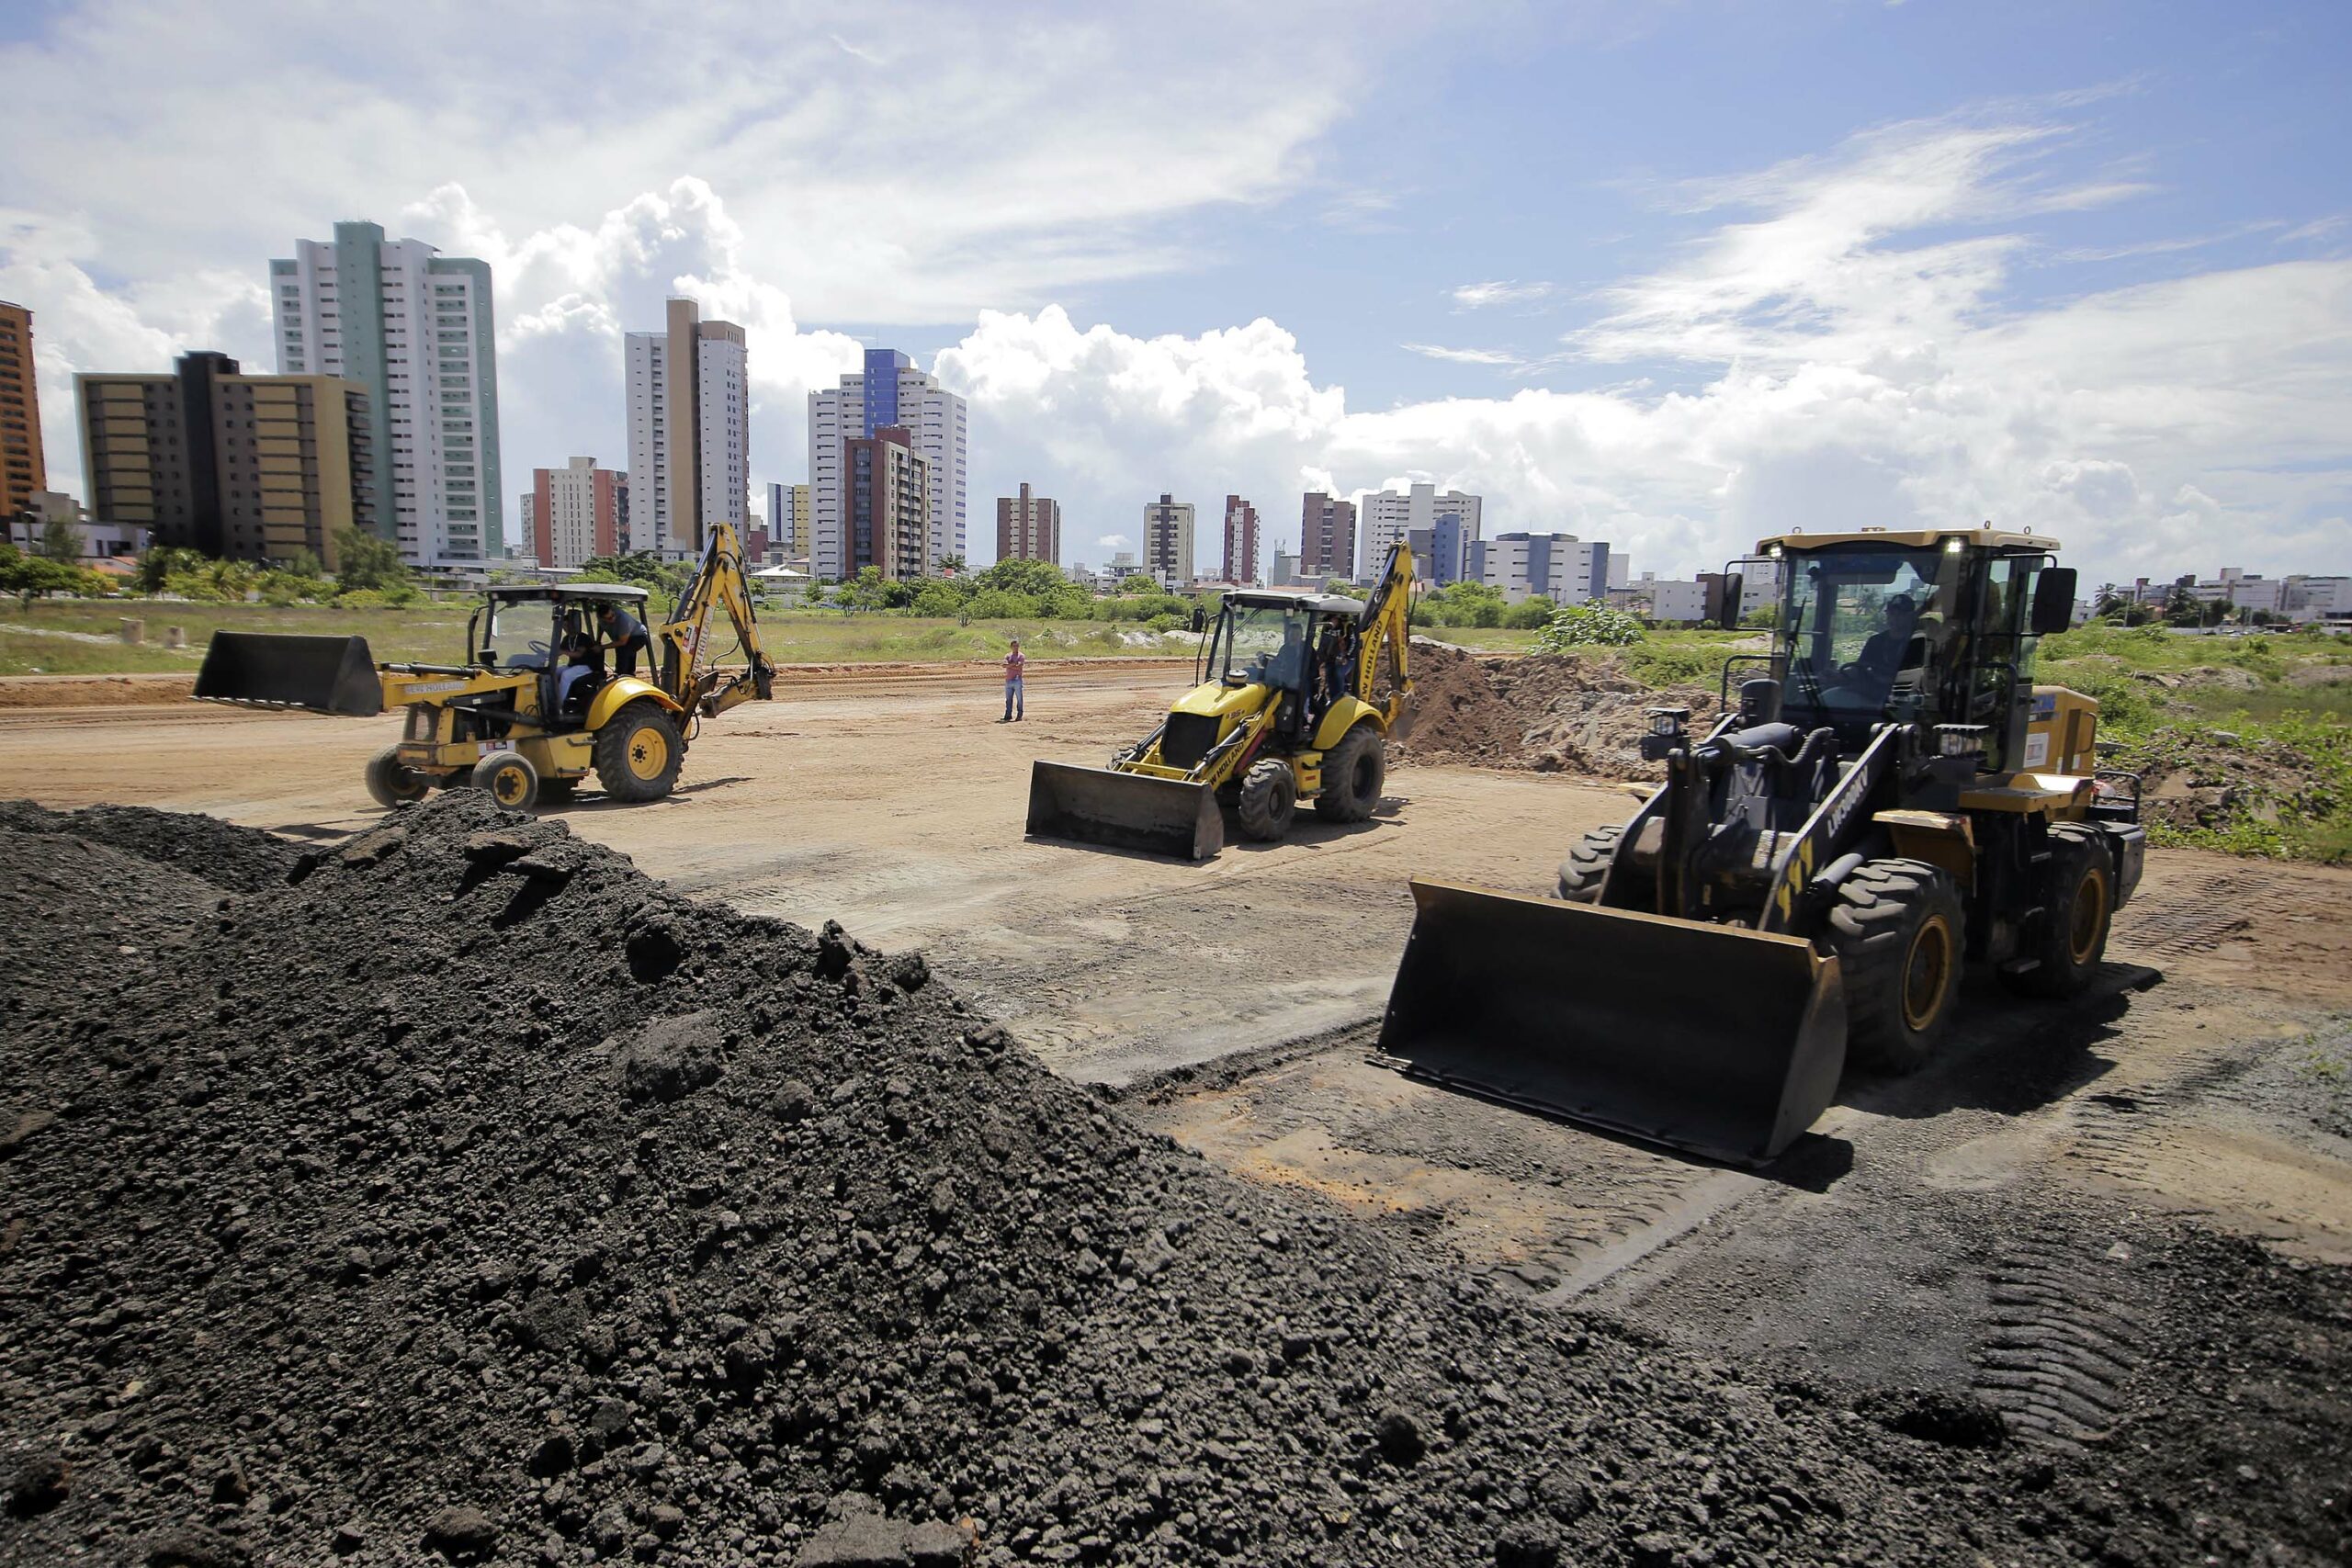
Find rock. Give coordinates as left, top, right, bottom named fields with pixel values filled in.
left=141, top=1528, right=249, bottom=1567
left=1857, top=1388, right=2008, bottom=1450
left=6, top=1452, right=70, bottom=1517
left=794, top=1508, right=943, bottom=1566
left=1373, top=1409, right=1426, bottom=1465
left=423, top=1505, right=497, bottom=1561
left=1494, top=1523, right=1563, bottom=1567
left=331, top=1521, right=366, bottom=1555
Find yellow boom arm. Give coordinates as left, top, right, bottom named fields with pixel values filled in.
left=656, top=523, right=775, bottom=716
left=1356, top=540, right=1415, bottom=728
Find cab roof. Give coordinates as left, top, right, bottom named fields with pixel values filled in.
left=1227, top=589, right=1366, bottom=617
left=483, top=582, right=650, bottom=604
left=1756, top=526, right=2060, bottom=554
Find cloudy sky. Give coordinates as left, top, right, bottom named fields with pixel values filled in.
left=3, top=0, right=2346, bottom=585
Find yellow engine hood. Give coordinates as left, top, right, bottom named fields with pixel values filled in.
left=1170, top=680, right=1271, bottom=723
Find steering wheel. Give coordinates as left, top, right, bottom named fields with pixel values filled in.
left=528, top=639, right=550, bottom=658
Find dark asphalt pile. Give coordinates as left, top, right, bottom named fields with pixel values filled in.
left=0, top=795, right=2330, bottom=1566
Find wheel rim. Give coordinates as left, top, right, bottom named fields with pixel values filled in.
left=1900, top=914, right=1955, bottom=1032
left=626, top=723, right=670, bottom=782
left=491, top=763, right=528, bottom=806
left=2067, top=866, right=2109, bottom=965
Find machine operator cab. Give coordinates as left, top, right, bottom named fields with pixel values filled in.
left=1204, top=589, right=1365, bottom=739
left=469, top=582, right=653, bottom=729
left=1758, top=528, right=2073, bottom=773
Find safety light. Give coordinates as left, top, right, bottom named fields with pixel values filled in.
left=1945, top=537, right=1965, bottom=554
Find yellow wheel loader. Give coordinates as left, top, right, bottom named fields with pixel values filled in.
left=1378, top=527, right=2146, bottom=1165
left=194, top=524, right=775, bottom=812
left=1026, top=542, right=1415, bottom=859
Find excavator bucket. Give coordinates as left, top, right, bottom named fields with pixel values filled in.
left=1375, top=878, right=1847, bottom=1166
left=1025, top=761, right=1224, bottom=861
left=193, top=632, right=384, bottom=718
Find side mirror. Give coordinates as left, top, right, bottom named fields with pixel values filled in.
left=1716, top=572, right=1744, bottom=627
left=2030, top=568, right=2077, bottom=637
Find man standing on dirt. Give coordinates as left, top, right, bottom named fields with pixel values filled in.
left=1001, top=638, right=1025, bottom=722
left=596, top=601, right=651, bottom=679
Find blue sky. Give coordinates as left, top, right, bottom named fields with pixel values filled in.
left=2, top=0, right=2346, bottom=584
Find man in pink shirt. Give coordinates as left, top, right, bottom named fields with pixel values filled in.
left=1000, top=638, right=1024, bottom=722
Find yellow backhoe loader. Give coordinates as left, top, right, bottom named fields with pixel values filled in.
left=193, top=524, right=775, bottom=812
left=1027, top=542, right=1415, bottom=859
left=1377, top=527, right=2146, bottom=1165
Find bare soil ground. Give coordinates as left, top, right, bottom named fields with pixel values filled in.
left=2, top=661, right=2347, bottom=1562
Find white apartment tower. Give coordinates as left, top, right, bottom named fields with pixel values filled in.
left=624, top=299, right=748, bottom=558
left=1360, top=481, right=1482, bottom=582
left=270, top=220, right=501, bottom=567
left=808, top=349, right=967, bottom=580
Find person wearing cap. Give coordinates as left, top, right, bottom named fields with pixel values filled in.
left=595, top=600, right=651, bottom=678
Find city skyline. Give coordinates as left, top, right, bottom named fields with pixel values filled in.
left=1, top=5, right=2346, bottom=587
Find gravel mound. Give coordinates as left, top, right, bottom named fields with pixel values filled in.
left=1393, top=642, right=1719, bottom=778
left=0, top=795, right=2309, bottom=1566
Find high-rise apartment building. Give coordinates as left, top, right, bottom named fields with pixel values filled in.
left=808, top=349, right=967, bottom=580
left=625, top=299, right=748, bottom=558
left=995, top=482, right=1061, bottom=564
left=764, top=481, right=811, bottom=557
left=843, top=425, right=932, bottom=581
left=1298, top=491, right=1356, bottom=581
left=0, top=301, right=46, bottom=523
left=530, top=457, right=625, bottom=569
left=270, top=220, right=498, bottom=568
left=1143, top=493, right=1194, bottom=588
left=1220, top=494, right=1259, bottom=583
left=1361, top=482, right=1481, bottom=582
left=77, top=352, right=373, bottom=569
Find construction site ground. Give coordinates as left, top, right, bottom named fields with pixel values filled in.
left=5, top=659, right=2349, bottom=1562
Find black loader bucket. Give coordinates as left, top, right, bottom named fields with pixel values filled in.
left=192, top=632, right=384, bottom=718
left=1025, top=761, right=1224, bottom=861
left=1375, top=878, right=1847, bottom=1166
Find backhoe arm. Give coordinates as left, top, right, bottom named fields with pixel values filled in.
left=1356, top=539, right=1416, bottom=726
left=657, top=523, right=776, bottom=716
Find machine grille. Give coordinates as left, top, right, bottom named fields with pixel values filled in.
left=1161, top=713, right=1220, bottom=771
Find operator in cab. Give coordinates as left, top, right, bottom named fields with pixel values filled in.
left=595, top=600, right=651, bottom=678
left=555, top=634, right=600, bottom=716
left=1264, top=619, right=1309, bottom=693
left=1854, top=593, right=1922, bottom=684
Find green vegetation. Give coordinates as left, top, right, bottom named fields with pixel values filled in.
left=2038, top=622, right=2352, bottom=863
left=0, top=543, right=111, bottom=605
left=1531, top=600, right=1646, bottom=651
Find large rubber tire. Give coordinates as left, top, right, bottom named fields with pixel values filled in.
left=594, top=702, right=685, bottom=803
left=1236, top=758, right=1298, bottom=841
left=364, top=747, right=431, bottom=810
left=1829, top=858, right=1965, bottom=1076
left=2002, top=824, right=2115, bottom=998
left=1314, top=726, right=1385, bottom=822
left=1555, top=823, right=1625, bottom=903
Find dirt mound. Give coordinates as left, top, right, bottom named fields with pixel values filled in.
left=0, top=673, right=196, bottom=708
left=1394, top=641, right=1718, bottom=778
left=0, top=795, right=2328, bottom=1566
left=0, top=800, right=300, bottom=893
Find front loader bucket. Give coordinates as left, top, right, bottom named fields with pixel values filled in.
left=1025, top=760, right=1224, bottom=861
left=193, top=632, right=383, bottom=718
left=1376, top=878, right=1847, bottom=1166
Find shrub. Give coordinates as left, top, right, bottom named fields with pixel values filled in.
left=1532, top=601, right=1645, bottom=651
left=1501, top=595, right=1556, bottom=630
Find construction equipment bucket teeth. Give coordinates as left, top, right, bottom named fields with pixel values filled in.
left=1025, top=760, right=1224, bottom=861
left=1375, top=877, right=1847, bottom=1166
left=192, top=632, right=384, bottom=718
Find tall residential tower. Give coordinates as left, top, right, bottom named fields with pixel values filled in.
left=995, top=483, right=1060, bottom=564
left=270, top=220, right=499, bottom=567
left=1220, top=494, right=1259, bottom=583
left=625, top=298, right=748, bottom=558
left=0, top=301, right=46, bottom=523
left=808, top=349, right=967, bottom=580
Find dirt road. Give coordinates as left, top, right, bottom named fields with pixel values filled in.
left=0, top=661, right=1623, bottom=1084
